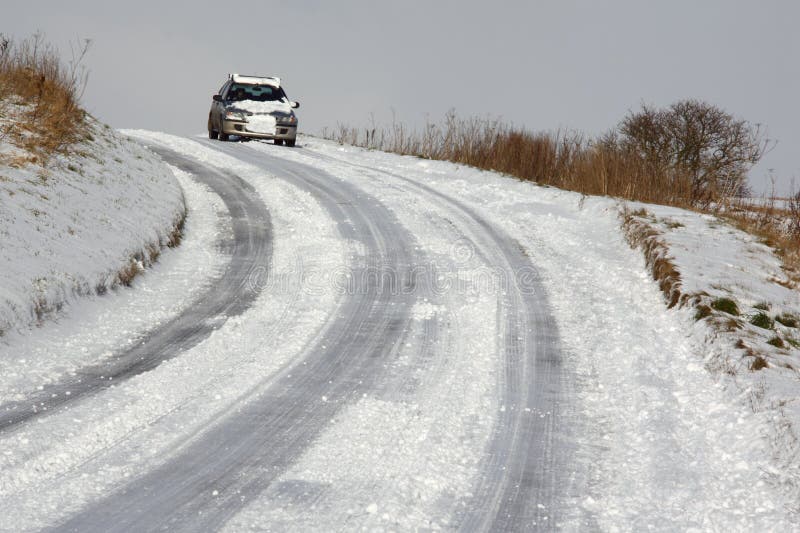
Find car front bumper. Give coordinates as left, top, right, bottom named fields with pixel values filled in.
left=221, top=119, right=297, bottom=140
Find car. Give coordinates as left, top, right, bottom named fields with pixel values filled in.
left=208, top=74, right=300, bottom=146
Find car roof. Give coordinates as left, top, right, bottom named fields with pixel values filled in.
left=229, top=74, right=281, bottom=87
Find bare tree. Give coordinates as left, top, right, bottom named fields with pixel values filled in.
left=619, top=99, right=771, bottom=207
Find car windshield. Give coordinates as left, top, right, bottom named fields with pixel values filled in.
left=227, top=83, right=286, bottom=103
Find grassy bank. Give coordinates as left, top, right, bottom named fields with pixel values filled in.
left=324, top=110, right=800, bottom=276
left=0, top=33, right=90, bottom=165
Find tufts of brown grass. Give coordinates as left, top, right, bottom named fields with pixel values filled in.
left=620, top=207, right=684, bottom=308
left=115, top=210, right=186, bottom=289
left=324, top=111, right=800, bottom=286
left=0, top=33, right=91, bottom=165
left=750, top=355, right=769, bottom=371
left=722, top=191, right=800, bottom=279
left=324, top=111, right=696, bottom=207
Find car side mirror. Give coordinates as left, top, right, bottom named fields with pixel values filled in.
left=213, top=94, right=222, bottom=102
left=291, top=101, right=300, bottom=109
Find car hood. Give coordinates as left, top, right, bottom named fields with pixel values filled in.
left=228, top=100, right=294, bottom=117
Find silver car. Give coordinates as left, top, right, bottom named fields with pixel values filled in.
left=208, top=74, right=300, bottom=146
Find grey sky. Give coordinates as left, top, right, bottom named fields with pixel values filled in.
left=7, top=0, right=799, bottom=193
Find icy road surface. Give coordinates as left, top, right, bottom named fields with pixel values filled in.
left=0, top=134, right=792, bottom=531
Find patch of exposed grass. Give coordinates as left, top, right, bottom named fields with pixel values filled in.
left=776, top=313, right=799, bottom=328
left=621, top=214, right=682, bottom=308
left=751, top=312, right=775, bottom=330
left=117, top=260, right=143, bottom=287
left=166, top=211, right=186, bottom=248
left=711, top=297, right=740, bottom=316
left=694, top=305, right=712, bottom=321
left=753, top=301, right=770, bottom=311
left=767, top=336, right=785, bottom=349
left=720, top=318, right=743, bottom=332
left=663, top=219, right=684, bottom=229
left=750, top=355, right=769, bottom=371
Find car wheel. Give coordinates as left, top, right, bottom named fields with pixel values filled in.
left=274, top=139, right=284, bottom=146
left=208, top=116, right=218, bottom=139
left=286, top=138, right=296, bottom=147
left=219, top=128, right=229, bottom=142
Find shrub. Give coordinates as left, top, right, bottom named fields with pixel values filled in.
left=619, top=100, right=770, bottom=208
left=751, top=312, right=775, bottom=330
left=711, top=297, right=740, bottom=316
left=753, top=302, right=770, bottom=311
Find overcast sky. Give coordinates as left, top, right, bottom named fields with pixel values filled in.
left=6, top=0, right=799, bottom=193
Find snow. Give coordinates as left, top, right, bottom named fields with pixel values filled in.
left=246, top=114, right=277, bottom=135
left=231, top=74, right=280, bottom=86
left=239, top=135, right=796, bottom=529
left=233, top=100, right=292, bottom=115
left=1, top=128, right=798, bottom=530
left=0, top=166, right=227, bottom=401
left=630, top=205, right=797, bottom=307
left=0, top=132, right=350, bottom=530
left=624, top=203, right=800, bottom=505
left=0, top=114, right=185, bottom=338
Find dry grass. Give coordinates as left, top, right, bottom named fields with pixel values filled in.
left=0, top=33, right=91, bottom=165
left=722, top=192, right=800, bottom=277
left=324, top=111, right=800, bottom=278
left=621, top=208, right=684, bottom=308
left=324, top=111, right=695, bottom=205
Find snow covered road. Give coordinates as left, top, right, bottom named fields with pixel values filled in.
left=0, top=133, right=793, bottom=531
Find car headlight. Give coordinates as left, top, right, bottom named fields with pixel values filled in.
left=225, top=110, right=246, bottom=121
left=277, top=115, right=297, bottom=125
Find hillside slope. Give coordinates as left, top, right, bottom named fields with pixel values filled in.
left=0, top=111, right=185, bottom=337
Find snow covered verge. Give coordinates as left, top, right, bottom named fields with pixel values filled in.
left=622, top=205, right=800, bottom=503
left=0, top=110, right=186, bottom=337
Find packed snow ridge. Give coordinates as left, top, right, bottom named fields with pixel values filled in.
left=0, top=111, right=185, bottom=337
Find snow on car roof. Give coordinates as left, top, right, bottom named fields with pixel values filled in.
left=230, top=74, right=281, bottom=87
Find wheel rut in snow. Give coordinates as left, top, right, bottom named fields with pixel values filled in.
left=300, top=149, right=575, bottom=531
left=54, top=141, right=428, bottom=533
left=0, top=147, right=272, bottom=432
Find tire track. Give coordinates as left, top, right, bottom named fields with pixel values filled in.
left=296, top=148, right=575, bottom=531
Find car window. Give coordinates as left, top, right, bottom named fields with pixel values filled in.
left=218, top=81, right=231, bottom=97
left=228, top=84, right=287, bottom=103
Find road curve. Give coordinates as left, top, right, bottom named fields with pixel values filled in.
left=0, top=147, right=272, bottom=432
left=54, top=142, right=430, bottom=532
left=35, top=138, right=570, bottom=532
left=298, top=148, right=573, bottom=531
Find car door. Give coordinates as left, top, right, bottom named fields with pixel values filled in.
left=212, top=80, right=231, bottom=127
